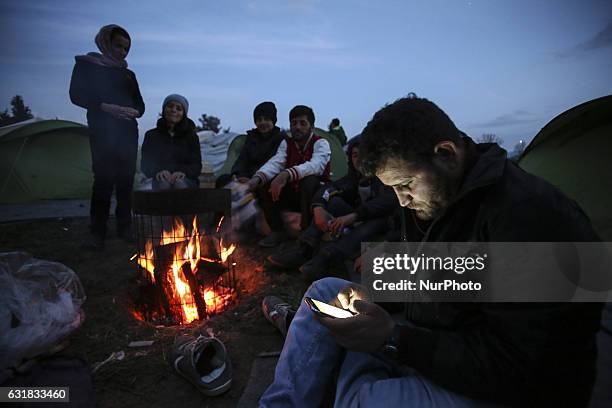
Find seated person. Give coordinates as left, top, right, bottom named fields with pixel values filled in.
left=141, top=94, right=202, bottom=190
left=259, top=95, right=603, bottom=407
left=267, top=136, right=398, bottom=281
left=216, top=101, right=285, bottom=187
left=247, top=105, right=331, bottom=247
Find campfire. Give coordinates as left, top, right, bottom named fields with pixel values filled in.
left=130, top=189, right=236, bottom=325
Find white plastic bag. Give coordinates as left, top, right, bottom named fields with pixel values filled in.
left=0, top=252, right=86, bottom=371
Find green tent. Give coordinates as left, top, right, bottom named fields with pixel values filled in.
left=0, top=119, right=92, bottom=204
left=518, top=95, right=612, bottom=240
left=218, top=127, right=348, bottom=180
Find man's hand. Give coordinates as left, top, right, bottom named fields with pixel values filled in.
left=171, top=171, right=186, bottom=183
left=328, top=213, right=358, bottom=236
left=156, top=170, right=172, bottom=182
left=269, top=171, right=289, bottom=201
left=313, top=207, right=332, bottom=232
left=246, top=176, right=261, bottom=192
left=335, top=282, right=370, bottom=312
left=315, top=299, right=395, bottom=352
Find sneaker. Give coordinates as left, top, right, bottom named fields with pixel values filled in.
left=267, top=244, right=312, bottom=269
left=261, top=296, right=296, bottom=337
left=299, top=252, right=333, bottom=281
left=170, top=333, right=232, bottom=396
left=258, top=231, right=286, bottom=248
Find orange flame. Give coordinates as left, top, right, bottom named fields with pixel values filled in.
left=132, top=215, right=235, bottom=324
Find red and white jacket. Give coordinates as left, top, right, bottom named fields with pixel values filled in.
left=254, top=133, right=331, bottom=189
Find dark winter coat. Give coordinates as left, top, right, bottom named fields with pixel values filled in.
left=231, top=127, right=285, bottom=179
left=395, top=138, right=602, bottom=407
left=141, top=118, right=202, bottom=182
left=69, top=57, right=145, bottom=158
left=311, top=137, right=398, bottom=221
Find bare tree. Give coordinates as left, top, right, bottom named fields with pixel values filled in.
left=197, top=114, right=221, bottom=133
left=477, top=133, right=504, bottom=146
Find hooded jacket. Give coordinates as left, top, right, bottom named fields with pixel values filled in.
left=392, top=138, right=602, bottom=407
left=69, top=57, right=145, bottom=152
left=141, top=118, right=202, bottom=182
left=231, top=127, right=285, bottom=179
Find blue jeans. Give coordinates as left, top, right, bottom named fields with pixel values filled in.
left=259, top=277, right=494, bottom=408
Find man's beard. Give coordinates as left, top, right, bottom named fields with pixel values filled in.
left=413, top=167, right=458, bottom=221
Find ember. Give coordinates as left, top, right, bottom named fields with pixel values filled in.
left=130, top=189, right=236, bottom=325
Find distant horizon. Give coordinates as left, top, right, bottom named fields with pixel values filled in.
left=2, top=0, right=611, bottom=151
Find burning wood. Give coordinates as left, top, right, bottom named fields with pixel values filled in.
left=131, top=215, right=237, bottom=325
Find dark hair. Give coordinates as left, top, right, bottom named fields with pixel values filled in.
left=289, top=105, right=315, bottom=127
left=110, top=27, right=131, bottom=43
left=359, top=94, right=462, bottom=177
left=330, top=118, right=340, bottom=127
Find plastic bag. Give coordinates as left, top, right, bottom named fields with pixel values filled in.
left=0, top=252, right=86, bottom=372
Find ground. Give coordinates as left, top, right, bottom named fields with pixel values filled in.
left=0, top=216, right=316, bottom=407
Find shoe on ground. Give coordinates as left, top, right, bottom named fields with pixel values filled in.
left=83, top=234, right=105, bottom=251
left=170, top=333, right=232, bottom=396
left=258, top=231, right=286, bottom=248
left=299, top=252, right=333, bottom=281
left=262, top=296, right=296, bottom=337
left=267, top=244, right=312, bottom=269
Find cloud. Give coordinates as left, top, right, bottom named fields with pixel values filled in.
left=134, top=29, right=373, bottom=68
left=470, top=110, right=540, bottom=128
left=556, top=22, right=612, bottom=58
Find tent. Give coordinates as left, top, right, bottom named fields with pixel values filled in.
left=197, top=130, right=241, bottom=175
left=218, top=127, right=348, bottom=180
left=518, top=95, right=612, bottom=240
left=0, top=119, right=92, bottom=204
left=519, top=95, right=612, bottom=408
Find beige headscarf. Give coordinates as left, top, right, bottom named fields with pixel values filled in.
left=76, top=24, right=131, bottom=68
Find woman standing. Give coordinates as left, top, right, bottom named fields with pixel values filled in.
left=141, top=94, right=202, bottom=190
left=69, top=24, right=145, bottom=250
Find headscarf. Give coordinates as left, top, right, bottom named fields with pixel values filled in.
left=76, top=24, right=130, bottom=68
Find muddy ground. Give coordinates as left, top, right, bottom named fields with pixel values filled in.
left=0, top=217, right=318, bottom=407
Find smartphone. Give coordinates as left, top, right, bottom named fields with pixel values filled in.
left=304, top=297, right=356, bottom=319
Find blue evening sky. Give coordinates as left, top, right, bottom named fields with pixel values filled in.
left=1, top=0, right=611, bottom=150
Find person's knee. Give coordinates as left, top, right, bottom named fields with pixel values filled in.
left=306, top=277, right=350, bottom=301
left=153, top=179, right=173, bottom=190
left=299, top=176, right=321, bottom=195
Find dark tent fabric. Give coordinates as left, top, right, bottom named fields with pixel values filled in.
left=519, top=95, right=612, bottom=408
left=518, top=95, right=612, bottom=241
left=0, top=119, right=92, bottom=204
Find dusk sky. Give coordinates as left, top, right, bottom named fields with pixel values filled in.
left=1, top=0, right=611, bottom=151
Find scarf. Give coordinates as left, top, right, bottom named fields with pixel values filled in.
left=76, top=24, right=130, bottom=69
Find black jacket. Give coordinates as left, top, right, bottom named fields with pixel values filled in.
left=69, top=58, right=145, bottom=153
left=312, top=138, right=398, bottom=221
left=141, top=118, right=202, bottom=182
left=395, top=139, right=602, bottom=407
left=231, top=127, right=284, bottom=179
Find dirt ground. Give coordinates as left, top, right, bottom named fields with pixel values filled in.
left=0, top=216, right=313, bottom=407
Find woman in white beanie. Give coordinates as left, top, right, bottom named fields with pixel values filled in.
left=141, top=94, right=202, bottom=190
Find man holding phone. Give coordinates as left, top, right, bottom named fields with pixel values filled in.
left=259, top=95, right=602, bottom=407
